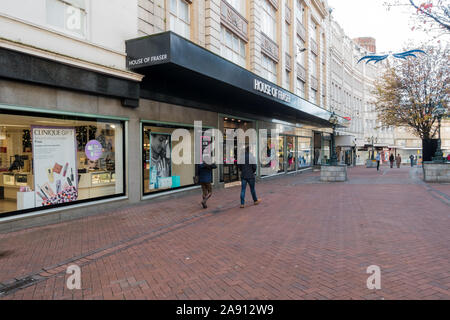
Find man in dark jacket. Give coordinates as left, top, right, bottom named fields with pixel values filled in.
left=198, top=155, right=217, bottom=209
left=389, top=153, right=395, bottom=168
left=238, top=147, right=260, bottom=208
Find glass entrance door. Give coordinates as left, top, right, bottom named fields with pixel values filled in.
left=221, top=117, right=254, bottom=184
left=286, top=136, right=296, bottom=172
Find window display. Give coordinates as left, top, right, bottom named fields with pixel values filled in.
left=143, top=123, right=195, bottom=195
left=0, top=111, right=124, bottom=217
left=297, top=137, right=312, bottom=168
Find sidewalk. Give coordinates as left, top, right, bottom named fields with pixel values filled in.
left=0, top=166, right=449, bottom=300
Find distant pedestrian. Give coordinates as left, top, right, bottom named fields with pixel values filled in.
left=389, top=153, right=395, bottom=168
left=198, top=155, right=217, bottom=209
left=376, top=153, right=381, bottom=171
left=238, top=146, right=260, bottom=208
left=409, top=155, right=414, bottom=167
left=396, top=154, right=402, bottom=168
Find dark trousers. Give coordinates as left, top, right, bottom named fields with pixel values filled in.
left=377, top=161, right=380, bottom=171
left=241, top=179, right=258, bottom=205
left=390, top=161, right=394, bottom=168
left=201, top=183, right=212, bottom=202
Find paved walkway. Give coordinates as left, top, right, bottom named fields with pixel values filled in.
left=0, top=166, right=449, bottom=300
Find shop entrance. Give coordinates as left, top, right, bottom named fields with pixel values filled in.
left=221, top=117, right=254, bottom=184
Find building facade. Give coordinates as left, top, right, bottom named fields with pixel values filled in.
left=0, top=0, right=346, bottom=229
left=0, top=0, right=447, bottom=229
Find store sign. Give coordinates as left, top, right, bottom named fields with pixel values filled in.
left=85, top=140, right=103, bottom=161
left=32, top=127, right=78, bottom=207
left=128, top=54, right=168, bottom=67
left=253, top=79, right=292, bottom=103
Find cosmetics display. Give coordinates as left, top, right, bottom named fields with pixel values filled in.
left=0, top=120, right=121, bottom=216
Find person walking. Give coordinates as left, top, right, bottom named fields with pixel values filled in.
left=409, top=154, right=414, bottom=167
left=389, top=153, right=395, bottom=168
left=396, top=154, right=402, bottom=168
left=238, top=146, right=260, bottom=208
left=198, top=155, right=217, bottom=209
left=376, top=152, right=381, bottom=171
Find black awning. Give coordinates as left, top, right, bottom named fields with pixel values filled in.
left=125, top=32, right=348, bottom=127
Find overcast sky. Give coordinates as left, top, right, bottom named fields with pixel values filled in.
left=327, top=0, right=437, bottom=53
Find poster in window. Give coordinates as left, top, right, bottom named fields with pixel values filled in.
left=149, top=133, right=172, bottom=189
left=32, top=127, right=78, bottom=207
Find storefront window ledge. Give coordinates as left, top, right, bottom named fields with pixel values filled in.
left=0, top=196, right=128, bottom=225
left=141, top=186, right=201, bottom=201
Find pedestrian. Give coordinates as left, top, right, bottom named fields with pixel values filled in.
left=198, top=155, right=217, bottom=209
left=409, top=154, right=414, bottom=167
left=238, top=146, right=261, bottom=208
left=396, top=154, right=402, bottom=168
left=447, top=154, right=450, bottom=162
left=389, top=153, right=395, bottom=168
left=376, top=152, right=381, bottom=171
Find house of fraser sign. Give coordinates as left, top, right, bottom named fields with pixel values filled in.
left=254, top=79, right=292, bottom=103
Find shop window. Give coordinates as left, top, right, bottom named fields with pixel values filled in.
left=297, top=137, right=312, bottom=167
left=220, top=26, right=246, bottom=68
left=170, top=0, right=190, bottom=39
left=143, top=123, right=196, bottom=195
left=0, top=111, right=125, bottom=218
left=261, top=54, right=277, bottom=84
left=46, top=0, right=87, bottom=38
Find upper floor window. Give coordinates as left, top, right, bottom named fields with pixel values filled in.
left=261, top=0, right=276, bottom=41
left=170, top=0, right=190, bottom=39
left=284, top=69, right=290, bottom=91
left=296, top=36, right=306, bottom=66
left=227, top=0, right=246, bottom=15
left=261, top=54, right=277, bottom=84
left=310, top=20, right=317, bottom=41
left=46, top=0, right=87, bottom=38
left=296, top=0, right=305, bottom=25
left=296, top=78, right=305, bottom=98
left=284, top=21, right=290, bottom=52
left=309, top=53, right=317, bottom=77
left=221, top=26, right=246, bottom=68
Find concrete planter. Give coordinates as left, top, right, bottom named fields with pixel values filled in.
left=320, top=165, right=348, bottom=182
left=423, top=162, right=450, bottom=183
left=366, top=159, right=377, bottom=168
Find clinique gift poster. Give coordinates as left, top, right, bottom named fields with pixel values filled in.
left=32, top=126, right=78, bottom=207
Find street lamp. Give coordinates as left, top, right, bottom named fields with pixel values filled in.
left=432, top=104, right=447, bottom=163
left=329, top=111, right=339, bottom=166
left=368, top=136, right=378, bottom=160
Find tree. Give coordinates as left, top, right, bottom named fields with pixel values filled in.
left=373, top=45, right=449, bottom=140
left=385, top=0, right=450, bottom=35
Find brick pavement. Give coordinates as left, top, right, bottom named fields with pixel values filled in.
left=0, top=166, right=449, bottom=300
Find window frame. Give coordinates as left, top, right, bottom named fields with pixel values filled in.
left=0, top=107, right=127, bottom=219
